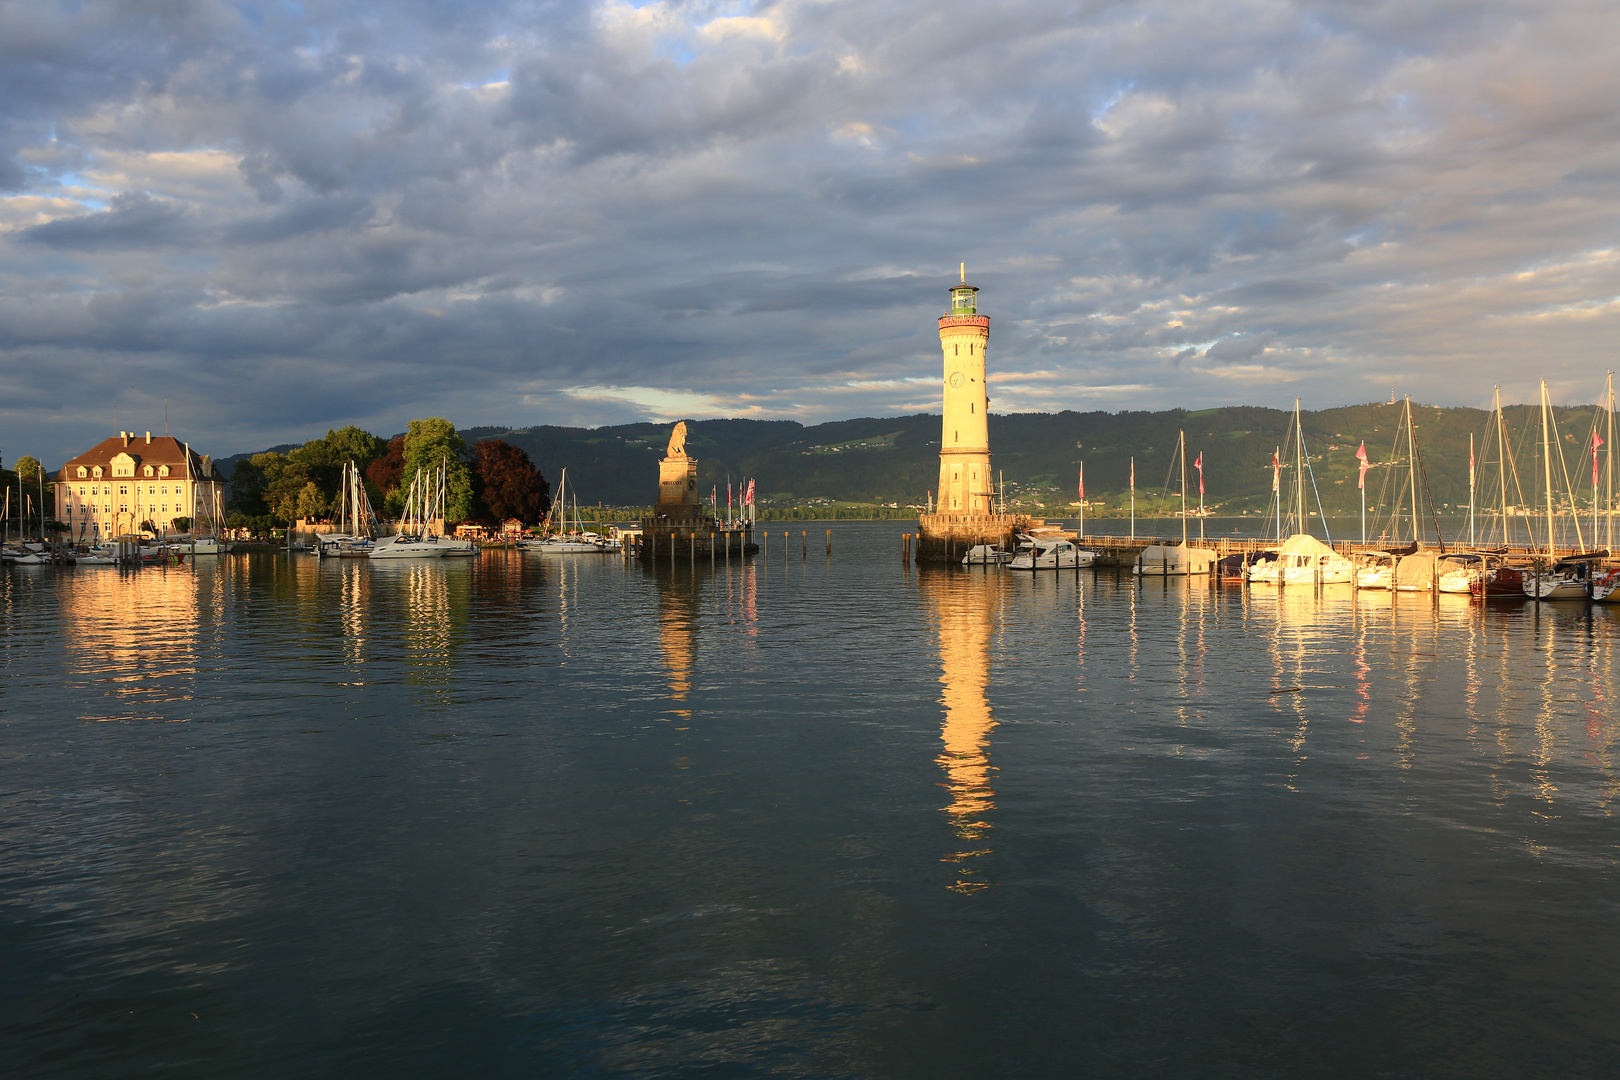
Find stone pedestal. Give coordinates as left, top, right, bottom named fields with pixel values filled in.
left=659, top=456, right=699, bottom=508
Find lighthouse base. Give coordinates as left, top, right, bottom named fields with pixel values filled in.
left=916, top=512, right=1035, bottom=564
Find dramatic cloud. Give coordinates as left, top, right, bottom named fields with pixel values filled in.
left=4, top=0, right=1620, bottom=464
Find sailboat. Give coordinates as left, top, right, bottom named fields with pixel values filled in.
left=318, top=461, right=381, bottom=558
left=1133, top=430, right=1217, bottom=576
left=1524, top=380, right=1598, bottom=599
left=524, top=468, right=608, bottom=554
left=1246, top=404, right=1354, bottom=585
left=370, top=458, right=479, bottom=559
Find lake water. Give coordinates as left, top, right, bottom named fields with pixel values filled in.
left=3, top=522, right=1618, bottom=1078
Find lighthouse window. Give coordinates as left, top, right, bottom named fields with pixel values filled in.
left=970, top=403, right=975, bottom=413
left=954, top=345, right=958, bottom=356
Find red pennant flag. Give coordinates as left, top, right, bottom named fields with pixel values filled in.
left=1356, top=443, right=1369, bottom=490
left=744, top=479, right=755, bottom=506
left=1595, top=433, right=1605, bottom=487
left=1193, top=452, right=1204, bottom=496
left=1272, top=451, right=1281, bottom=493
left=727, top=482, right=732, bottom=510
left=1077, top=464, right=1084, bottom=502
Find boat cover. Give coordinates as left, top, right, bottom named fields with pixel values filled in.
left=1276, top=534, right=1337, bottom=558
left=1394, top=553, right=1439, bottom=588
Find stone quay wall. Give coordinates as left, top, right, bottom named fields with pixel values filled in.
left=639, top=506, right=756, bottom=560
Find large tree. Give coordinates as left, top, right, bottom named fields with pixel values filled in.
left=472, top=440, right=550, bottom=523
left=402, top=418, right=474, bottom=523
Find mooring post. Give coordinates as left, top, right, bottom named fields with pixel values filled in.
left=801, top=530, right=806, bottom=559
left=825, top=529, right=831, bottom=555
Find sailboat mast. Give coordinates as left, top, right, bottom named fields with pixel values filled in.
left=1179, top=430, right=1188, bottom=547
left=1541, top=380, right=1555, bottom=555
left=1494, top=387, right=1508, bottom=546
left=1294, top=400, right=1305, bottom=532
left=1405, top=398, right=1419, bottom=544
left=1608, top=372, right=1615, bottom=551
left=1468, top=433, right=1475, bottom=547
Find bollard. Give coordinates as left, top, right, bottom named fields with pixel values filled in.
left=802, top=530, right=806, bottom=559
left=763, top=531, right=768, bottom=559
left=691, top=533, right=695, bottom=564
left=826, top=529, right=831, bottom=555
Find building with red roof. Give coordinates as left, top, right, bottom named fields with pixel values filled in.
left=54, top=431, right=227, bottom=540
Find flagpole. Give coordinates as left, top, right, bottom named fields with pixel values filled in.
left=1196, top=450, right=1204, bottom=540
left=1129, top=457, right=1135, bottom=540
left=1469, top=433, right=1476, bottom=547
left=1078, top=462, right=1085, bottom=540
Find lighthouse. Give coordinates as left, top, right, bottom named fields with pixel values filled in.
left=916, top=266, right=1027, bottom=562
left=937, top=267, right=993, bottom=514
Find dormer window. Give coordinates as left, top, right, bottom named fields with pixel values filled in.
left=144, top=465, right=155, bottom=477
left=77, top=466, right=88, bottom=478
left=92, top=467, right=103, bottom=478
left=158, top=465, right=170, bottom=478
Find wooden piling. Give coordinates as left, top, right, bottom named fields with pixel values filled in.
left=825, top=529, right=831, bottom=555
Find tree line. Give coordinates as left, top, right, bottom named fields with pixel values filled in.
left=226, top=419, right=550, bottom=531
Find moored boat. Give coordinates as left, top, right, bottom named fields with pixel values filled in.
left=1012, top=535, right=1093, bottom=570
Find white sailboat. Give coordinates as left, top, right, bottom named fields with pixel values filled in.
left=1246, top=404, right=1353, bottom=585
left=524, top=468, right=608, bottom=554
left=1524, top=380, right=1592, bottom=599
left=1134, top=430, right=1216, bottom=576
left=318, top=461, right=381, bottom=558
left=370, top=458, right=478, bottom=560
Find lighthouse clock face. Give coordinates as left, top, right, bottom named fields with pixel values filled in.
left=949, top=371, right=965, bottom=388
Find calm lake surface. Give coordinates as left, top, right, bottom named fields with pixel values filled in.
left=3, top=521, right=1618, bottom=1078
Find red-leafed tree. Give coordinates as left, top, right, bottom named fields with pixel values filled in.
left=366, top=436, right=405, bottom=493
left=472, top=439, right=550, bottom=523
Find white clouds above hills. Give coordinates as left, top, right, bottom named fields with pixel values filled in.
left=3, top=0, right=1620, bottom=463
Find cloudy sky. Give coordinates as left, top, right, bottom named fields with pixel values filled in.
left=4, top=0, right=1620, bottom=464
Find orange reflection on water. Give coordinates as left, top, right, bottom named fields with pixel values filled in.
left=659, top=576, right=695, bottom=722
left=925, top=571, right=999, bottom=893
left=58, top=562, right=212, bottom=722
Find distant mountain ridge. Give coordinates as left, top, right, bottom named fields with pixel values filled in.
left=465, top=401, right=1614, bottom=515
left=215, top=402, right=1613, bottom=519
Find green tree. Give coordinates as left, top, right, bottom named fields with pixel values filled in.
left=402, top=418, right=474, bottom=523
left=14, top=455, right=41, bottom=482
left=172, top=516, right=193, bottom=533
left=322, top=426, right=388, bottom=472
left=294, top=481, right=328, bottom=521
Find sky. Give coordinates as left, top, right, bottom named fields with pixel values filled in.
left=4, top=0, right=1620, bottom=466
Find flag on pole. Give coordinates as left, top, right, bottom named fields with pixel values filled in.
left=1594, top=433, right=1606, bottom=486
left=727, top=482, right=732, bottom=511
left=1130, top=459, right=1135, bottom=490
left=1272, top=451, right=1281, bottom=492
left=744, top=479, right=755, bottom=506
left=1356, top=443, right=1369, bottom=490
left=1193, top=452, right=1204, bottom=496
left=1077, top=464, right=1084, bottom=502
left=711, top=485, right=716, bottom=506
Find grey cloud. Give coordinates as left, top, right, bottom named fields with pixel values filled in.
left=24, top=191, right=188, bottom=250
left=1203, top=331, right=1279, bottom=364
left=4, top=0, right=1620, bottom=466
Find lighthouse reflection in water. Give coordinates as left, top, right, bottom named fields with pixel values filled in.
left=4, top=523, right=1620, bottom=1079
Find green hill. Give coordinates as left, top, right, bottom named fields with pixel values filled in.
left=465, top=401, right=1614, bottom=517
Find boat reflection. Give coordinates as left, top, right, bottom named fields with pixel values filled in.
left=921, top=569, right=1001, bottom=893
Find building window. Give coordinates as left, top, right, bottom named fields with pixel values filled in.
left=954, top=344, right=959, bottom=355
left=77, top=467, right=87, bottom=478
left=119, top=486, right=128, bottom=495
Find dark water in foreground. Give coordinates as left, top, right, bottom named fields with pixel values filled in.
left=3, top=522, right=1618, bottom=1078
